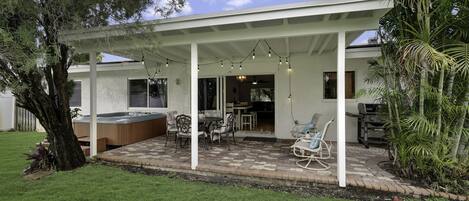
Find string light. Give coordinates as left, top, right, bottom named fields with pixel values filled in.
left=288, top=64, right=292, bottom=72
left=288, top=94, right=292, bottom=102
left=239, top=64, right=243, bottom=70
left=142, top=40, right=292, bottom=72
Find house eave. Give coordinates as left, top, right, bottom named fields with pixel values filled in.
left=59, top=0, right=393, bottom=43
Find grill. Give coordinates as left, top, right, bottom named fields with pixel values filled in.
left=347, top=103, right=386, bottom=148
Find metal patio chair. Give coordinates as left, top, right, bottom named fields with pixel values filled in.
left=291, top=119, right=334, bottom=170
left=290, top=113, right=322, bottom=138
left=175, top=114, right=208, bottom=152
left=210, top=113, right=236, bottom=149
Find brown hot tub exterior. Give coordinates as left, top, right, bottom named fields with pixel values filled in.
left=73, top=113, right=167, bottom=146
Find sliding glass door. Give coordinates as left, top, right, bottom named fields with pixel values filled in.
left=198, top=76, right=225, bottom=116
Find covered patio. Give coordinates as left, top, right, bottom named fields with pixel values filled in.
left=97, top=136, right=441, bottom=197
left=61, top=0, right=394, bottom=188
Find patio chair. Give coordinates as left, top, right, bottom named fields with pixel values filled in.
left=210, top=113, right=236, bottom=149
left=165, top=111, right=178, bottom=147
left=175, top=114, right=208, bottom=152
left=290, top=113, right=322, bottom=138
left=291, top=119, right=334, bottom=170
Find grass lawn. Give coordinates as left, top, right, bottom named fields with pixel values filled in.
left=0, top=132, right=349, bottom=201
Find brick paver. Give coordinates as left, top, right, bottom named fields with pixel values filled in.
left=98, top=136, right=467, bottom=200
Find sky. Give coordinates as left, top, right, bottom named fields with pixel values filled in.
left=103, top=0, right=375, bottom=62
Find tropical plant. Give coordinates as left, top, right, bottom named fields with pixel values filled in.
left=365, top=0, right=469, bottom=194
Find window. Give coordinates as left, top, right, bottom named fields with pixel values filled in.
left=70, top=81, right=81, bottom=107
left=323, top=71, right=355, bottom=99
left=128, top=78, right=167, bottom=108
left=198, top=78, right=217, bottom=110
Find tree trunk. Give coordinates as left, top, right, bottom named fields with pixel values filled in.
left=436, top=68, right=445, bottom=138
left=451, top=79, right=469, bottom=160
left=13, top=44, right=87, bottom=171
left=446, top=68, right=455, bottom=97
left=44, top=120, right=86, bottom=170
left=419, top=69, right=427, bottom=116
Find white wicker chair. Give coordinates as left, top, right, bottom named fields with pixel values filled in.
left=290, top=113, right=322, bottom=138
left=291, top=119, right=334, bottom=170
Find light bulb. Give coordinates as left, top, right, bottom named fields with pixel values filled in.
left=166, top=58, right=169, bottom=67
left=252, top=51, right=256, bottom=60
left=221, top=61, right=224, bottom=68
left=286, top=57, right=289, bottom=64
left=279, top=57, right=282, bottom=65
left=288, top=64, right=292, bottom=72
left=268, top=48, right=272, bottom=57
left=231, top=64, right=234, bottom=69
left=239, top=64, right=243, bottom=70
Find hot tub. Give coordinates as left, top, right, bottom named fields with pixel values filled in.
left=73, top=112, right=167, bottom=146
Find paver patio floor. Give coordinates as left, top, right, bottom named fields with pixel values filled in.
left=98, top=136, right=468, bottom=200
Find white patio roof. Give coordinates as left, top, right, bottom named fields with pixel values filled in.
left=60, top=0, right=392, bottom=63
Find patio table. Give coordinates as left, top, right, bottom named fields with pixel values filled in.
left=200, top=117, right=223, bottom=134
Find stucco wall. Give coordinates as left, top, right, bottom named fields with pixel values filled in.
left=69, top=51, right=376, bottom=142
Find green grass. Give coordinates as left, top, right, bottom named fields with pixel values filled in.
left=0, top=132, right=348, bottom=201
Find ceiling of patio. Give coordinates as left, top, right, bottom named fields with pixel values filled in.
left=105, top=10, right=374, bottom=63
left=60, top=0, right=392, bottom=64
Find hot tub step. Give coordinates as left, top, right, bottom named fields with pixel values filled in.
left=81, top=145, right=90, bottom=156
left=78, top=137, right=107, bottom=153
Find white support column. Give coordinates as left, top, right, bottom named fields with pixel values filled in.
left=190, top=43, right=199, bottom=170
left=337, top=32, right=346, bottom=187
left=89, top=52, right=98, bottom=157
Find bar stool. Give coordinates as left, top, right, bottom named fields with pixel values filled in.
left=250, top=112, right=257, bottom=128
left=241, top=114, right=253, bottom=130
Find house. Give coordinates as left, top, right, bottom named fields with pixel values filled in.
left=60, top=0, right=394, bottom=187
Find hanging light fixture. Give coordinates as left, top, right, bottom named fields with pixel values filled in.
left=268, top=48, right=272, bottom=57
left=198, top=64, right=200, bottom=72
left=231, top=63, right=234, bottom=69
left=239, top=64, right=243, bottom=70
left=288, top=64, right=292, bottom=72
left=279, top=57, right=283, bottom=65
left=252, top=50, right=256, bottom=60
left=288, top=94, right=292, bottom=102
left=141, top=54, right=145, bottom=65
left=221, top=60, right=224, bottom=68
left=286, top=57, right=289, bottom=64
left=165, top=58, right=169, bottom=67
left=237, top=75, right=247, bottom=81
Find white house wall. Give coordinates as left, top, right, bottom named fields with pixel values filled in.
left=69, top=51, right=376, bottom=142
left=0, top=91, right=16, bottom=131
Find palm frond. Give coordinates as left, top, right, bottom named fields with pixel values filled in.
left=401, top=115, right=438, bottom=136
left=444, top=43, right=469, bottom=77
left=400, top=39, right=454, bottom=72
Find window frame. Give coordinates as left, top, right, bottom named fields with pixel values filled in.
left=70, top=80, right=82, bottom=108
left=127, top=77, right=168, bottom=109
left=322, top=71, right=356, bottom=100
